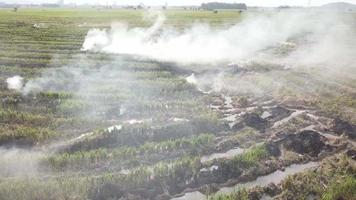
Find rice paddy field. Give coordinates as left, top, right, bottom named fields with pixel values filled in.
left=0, top=8, right=355, bottom=200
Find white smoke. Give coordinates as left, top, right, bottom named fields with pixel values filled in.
left=23, top=10, right=356, bottom=100
left=0, top=148, right=44, bottom=177
left=79, top=10, right=355, bottom=97
left=81, top=10, right=356, bottom=68
left=81, top=12, right=166, bottom=52
left=6, top=75, right=24, bottom=91
left=22, top=67, right=83, bottom=95
left=186, top=73, right=197, bottom=85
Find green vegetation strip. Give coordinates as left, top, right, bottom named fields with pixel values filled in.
left=45, top=134, right=215, bottom=170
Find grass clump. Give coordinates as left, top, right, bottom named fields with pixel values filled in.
left=210, top=188, right=249, bottom=200
left=233, top=144, right=269, bottom=168
left=46, top=134, right=214, bottom=170
left=278, top=155, right=356, bottom=200
left=322, top=175, right=356, bottom=200
left=0, top=125, right=57, bottom=144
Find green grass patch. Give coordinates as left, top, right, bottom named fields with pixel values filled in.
left=232, top=144, right=269, bottom=168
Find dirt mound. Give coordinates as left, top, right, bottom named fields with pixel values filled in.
left=346, top=149, right=356, bottom=160
left=281, top=130, right=326, bottom=157
left=242, top=113, right=268, bottom=132
left=266, top=106, right=292, bottom=122
left=331, top=118, right=356, bottom=139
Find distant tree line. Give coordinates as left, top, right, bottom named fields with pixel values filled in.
left=201, top=2, right=247, bottom=10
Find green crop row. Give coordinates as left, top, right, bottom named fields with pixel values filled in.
left=45, top=133, right=214, bottom=170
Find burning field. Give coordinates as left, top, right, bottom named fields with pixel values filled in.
left=0, top=7, right=355, bottom=200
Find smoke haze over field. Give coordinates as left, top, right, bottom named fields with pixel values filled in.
left=82, top=11, right=356, bottom=68
left=0, top=148, right=44, bottom=177
left=2, top=5, right=356, bottom=199
left=20, top=10, right=356, bottom=98
left=82, top=10, right=356, bottom=96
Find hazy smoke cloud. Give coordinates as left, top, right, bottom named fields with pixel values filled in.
left=6, top=75, right=24, bottom=91
left=19, top=55, right=151, bottom=119
left=23, top=10, right=356, bottom=101
left=81, top=11, right=356, bottom=68
left=7, top=10, right=355, bottom=177
left=22, top=67, right=83, bottom=95
left=0, top=148, right=44, bottom=177
left=82, top=10, right=356, bottom=96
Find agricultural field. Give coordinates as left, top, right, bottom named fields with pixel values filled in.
left=0, top=7, right=355, bottom=200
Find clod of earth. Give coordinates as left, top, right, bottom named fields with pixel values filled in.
left=279, top=130, right=327, bottom=157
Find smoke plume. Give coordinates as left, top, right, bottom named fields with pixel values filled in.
left=22, top=10, right=356, bottom=106
left=81, top=10, right=356, bottom=69
left=0, top=148, right=44, bottom=177
left=6, top=75, right=24, bottom=91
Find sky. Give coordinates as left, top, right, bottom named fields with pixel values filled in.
left=3, top=0, right=356, bottom=7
